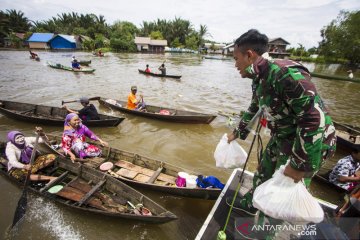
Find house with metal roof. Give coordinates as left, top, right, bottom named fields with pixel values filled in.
left=49, top=34, right=77, bottom=49
left=134, top=37, right=168, bottom=53
left=222, top=37, right=291, bottom=58
left=268, top=38, right=291, bottom=58
left=27, top=33, right=54, bottom=49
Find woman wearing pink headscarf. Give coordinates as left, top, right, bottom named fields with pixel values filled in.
left=5, top=130, right=56, bottom=182
left=62, top=113, right=108, bottom=162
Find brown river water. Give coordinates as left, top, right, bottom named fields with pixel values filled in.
left=0, top=50, right=359, bottom=240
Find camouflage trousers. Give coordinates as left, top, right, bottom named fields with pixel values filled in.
left=240, top=132, right=336, bottom=239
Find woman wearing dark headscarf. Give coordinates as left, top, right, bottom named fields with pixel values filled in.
left=5, top=130, right=56, bottom=182
left=62, top=113, right=108, bottom=162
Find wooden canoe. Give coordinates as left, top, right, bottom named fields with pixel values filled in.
left=311, top=72, right=360, bottom=83
left=93, top=53, right=104, bottom=57
left=98, top=97, right=216, bottom=124
left=0, top=100, right=124, bottom=127
left=313, top=170, right=348, bottom=193
left=78, top=60, right=91, bottom=66
left=333, top=121, right=360, bottom=151
left=30, top=56, right=40, bottom=61
left=47, top=61, right=95, bottom=73
left=0, top=142, right=177, bottom=223
left=196, top=168, right=340, bottom=239
left=43, top=135, right=222, bottom=200
left=138, top=69, right=182, bottom=79
left=203, top=56, right=232, bottom=61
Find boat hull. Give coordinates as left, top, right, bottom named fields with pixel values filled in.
left=98, top=98, right=216, bottom=124
left=138, top=69, right=181, bottom=79
left=0, top=100, right=124, bottom=127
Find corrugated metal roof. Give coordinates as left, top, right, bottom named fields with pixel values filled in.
left=27, top=33, right=54, bottom=42
left=268, top=37, right=290, bottom=45
left=135, top=37, right=151, bottom=44
left=150, top=39, right=167, bottom=46
left=55, top=34, right=76, bottom=43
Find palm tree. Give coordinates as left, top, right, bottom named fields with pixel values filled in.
left=198, top=24, right=211, bottom=47
left=0, top=11, right=10, bottom=39
left=6, top=9, right=31, bottom=32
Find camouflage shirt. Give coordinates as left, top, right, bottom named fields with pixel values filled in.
left=234, top=57, right=336, bottom=172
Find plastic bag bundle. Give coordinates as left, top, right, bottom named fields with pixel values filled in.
left=214, top=134, right=247, bottom=169
left=252, top=164, right=324, bottom=224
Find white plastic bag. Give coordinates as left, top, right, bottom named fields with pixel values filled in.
left=252, top=163, right=324, bottom=224
left=214, top=134, right=247, bottom=169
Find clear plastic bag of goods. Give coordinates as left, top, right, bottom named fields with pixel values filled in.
left=252, top=163, right=324, bottom=224
left=214, top=133, right=247, bottom=169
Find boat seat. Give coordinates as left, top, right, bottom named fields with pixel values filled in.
left=115, top=160, right=176, bottom=183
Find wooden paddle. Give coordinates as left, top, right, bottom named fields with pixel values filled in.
left=61, top=96, right=101, bottom=105
left=11, top=128, right=42, bottom=229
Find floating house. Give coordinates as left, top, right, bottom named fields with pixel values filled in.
left=49, top=34, right=77, bottom=49
left=3, top=33, right=28, bottom=48
left=27, top=33, right=54, bottom=49
left=268, top=38, right=291, bottom=58
left=134, top=37, right=168, bottom=53
left=222, top=37, right=291, bottom=58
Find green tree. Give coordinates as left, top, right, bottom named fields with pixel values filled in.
left=319, top=10, right=360, bottom=64
left=6, top=9, right=31, bottom=33
left=198, top=24, right=211, bottom=47
left=170, top=37, right=183, bottom=48
left=149, top=30, right=163, bottom=40
left=0, top=11, right=9, bottom=40
left=185, top=34, right=198, bottom=50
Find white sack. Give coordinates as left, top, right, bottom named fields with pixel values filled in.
left=252, top=164, right=324, bottom=224
left=214, top=134, right=247, bottom=169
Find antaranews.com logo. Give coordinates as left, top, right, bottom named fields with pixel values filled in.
left=234, top=217, right=317, bottom=239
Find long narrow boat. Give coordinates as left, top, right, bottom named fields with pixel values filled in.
left=333, top=121, right=360, bottom=151
left=47, top=61, right=95, bottom=73
left=196, top=168, right=341, bottom=239
left=138, top=69, right=182, bottom=79
left=98, top=97, right=216, bottom=124
left=311, top=72, right=360, bottom=83
left=203, top=56, right=232, bottom=61
left=314, top=170, right=348, bottom=193
left=43, top=135, right=222, bottom=200
left=78, top=60, right=91, bottom=66
left=0, top=142, right=177, bottom=223
left=0, top=100, right=124, bottom=127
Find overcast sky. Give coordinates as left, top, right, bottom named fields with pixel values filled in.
left=2, top=0, right=359, bottom=48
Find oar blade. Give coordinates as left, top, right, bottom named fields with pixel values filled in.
left=11, top=190, right=28, bottom=229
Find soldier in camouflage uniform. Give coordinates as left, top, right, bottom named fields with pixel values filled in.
left=227, top=29, right=337, bottom=212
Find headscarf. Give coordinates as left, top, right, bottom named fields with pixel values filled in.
left=7, top=130, right=32, bottom=164
left=64, top=113, right=79, bottom=135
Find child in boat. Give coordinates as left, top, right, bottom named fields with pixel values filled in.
left=337, top=184, right=360, bottom=239
left=127, top=86, right=146, bottom=111
left=71, top=59, right=81, bottom=69
left=145, top=64, right=151, bottom=73
left=62, top=113, right=108, bottom=162
left=329, top=148, right=360, bottom=191
left=158, top=64, right=166, bottom=75
left=63, top=97, right=100, bottom=121
left=29, top=50, right=38, bottom=59
left=5, top=128, right=56, bottom=182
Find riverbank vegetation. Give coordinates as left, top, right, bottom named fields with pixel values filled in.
left=0, top=9, right=358, bottom=65
left=0, top=10, right=210, bottom=52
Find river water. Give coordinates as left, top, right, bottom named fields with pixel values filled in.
left=0, top=51, right=359, bottom=240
